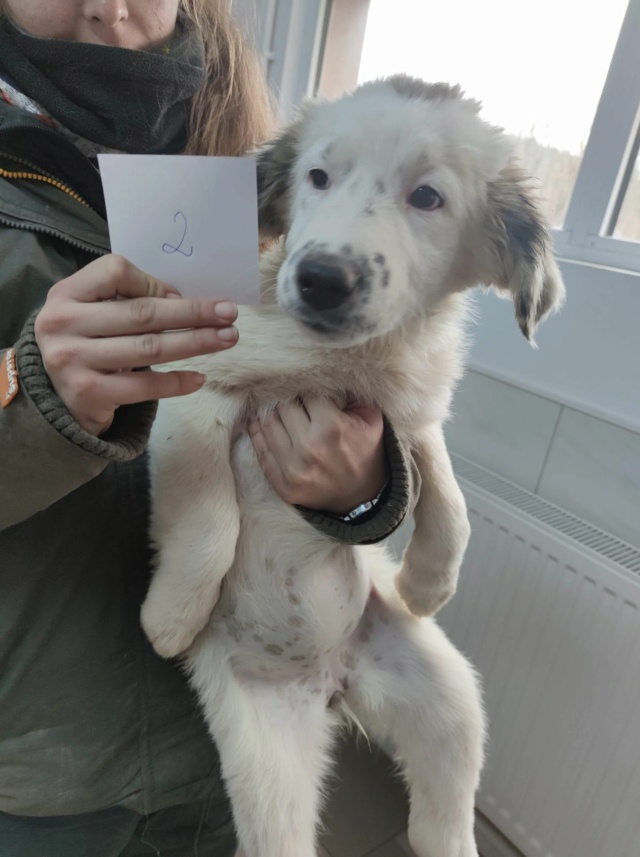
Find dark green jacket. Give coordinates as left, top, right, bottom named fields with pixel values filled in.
left=0, top=99, right=413, bottom=817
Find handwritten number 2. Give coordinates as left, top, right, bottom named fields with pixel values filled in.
left=162, top=211, right=193, bottom=257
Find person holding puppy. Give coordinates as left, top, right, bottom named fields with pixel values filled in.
left=0, top=1, right=414, bottom=854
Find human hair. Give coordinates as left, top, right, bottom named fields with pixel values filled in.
left=181, top=0, right=276, bottom=156
left=0, top=0, right=276, bottom=156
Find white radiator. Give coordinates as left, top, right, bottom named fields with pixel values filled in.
left=435, top=455, right=640, bottom=857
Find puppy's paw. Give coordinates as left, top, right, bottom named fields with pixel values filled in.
left=397, top=512, right=471, bottom=616
left=140, top=603, right=201, bottom=658
left=408, top=817, right=479, bottom=857
left=395, top=559, right=457, bottom=617
left=140, top=579, right=220, bottom=658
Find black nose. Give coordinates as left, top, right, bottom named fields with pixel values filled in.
left=296, top=259, right=352, bottom=311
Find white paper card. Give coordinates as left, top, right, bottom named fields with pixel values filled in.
left=98, top=154, right=260, bottom=303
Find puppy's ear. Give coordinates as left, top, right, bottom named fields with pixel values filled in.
left=483, top=166, right=565, bottom=343
left=256, top=127, right=299, bottom=239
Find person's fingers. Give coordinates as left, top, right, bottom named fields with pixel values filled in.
left=55, top=255, right=182, bottom=302
left=75, top=325, right=238, bottom=370
left=302, top=397, right=343, bottom=422
left=257, top=409, right=296, bottom=459
left=248, top=417, right=288, bottom=491
left=99, top=368, right=207, bottom=406
left=69, top=297, right=238, bottom=338
left=62, top=369, right=207, bottom=435
left=344, top=399, right=384, bottom=428
left=276, top=399, right=312, bottom=441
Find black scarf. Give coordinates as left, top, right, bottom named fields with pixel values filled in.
left=0, top=14, right=206, bottom=154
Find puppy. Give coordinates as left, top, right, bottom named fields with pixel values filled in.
left=142, top=77, right=565, bottom=857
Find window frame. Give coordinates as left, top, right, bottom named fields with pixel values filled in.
left=551, top=0, right=640, bottom=271
left=236, top=0, right=330, bottom=124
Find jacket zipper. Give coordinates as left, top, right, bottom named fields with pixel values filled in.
left=0, top=212, right=106, bottom=257
left=0, top=156, right=92, bottom=209
left=0, top=149, right=106, bottom=256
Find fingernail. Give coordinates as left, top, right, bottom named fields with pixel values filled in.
left=216, top=301, right=238, bottom=321
left=166, top=291, right=182, bottom=300
left=218, top=326, right=238, bottom=343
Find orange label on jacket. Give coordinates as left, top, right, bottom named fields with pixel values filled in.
left=0, top=348, right=19, bottom=407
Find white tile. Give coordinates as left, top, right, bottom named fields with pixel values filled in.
left=537, top=408, right=640, bottom=548
left=445, top=370, right=562, bottom=491
left=320, top=734, right=409, bottom=857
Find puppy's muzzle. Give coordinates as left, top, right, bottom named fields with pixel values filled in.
left=296, top=258, right=353, bottom=311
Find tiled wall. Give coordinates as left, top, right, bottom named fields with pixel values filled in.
left=444, top=369, right=640, bottom=549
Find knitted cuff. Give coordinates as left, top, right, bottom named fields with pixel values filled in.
left=297, top=418, right=411, bottom=545
left=16, top=310, right=157, bottom=461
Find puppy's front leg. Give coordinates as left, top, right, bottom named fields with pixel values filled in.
left=190, top=305, right=331, bottom=390
left=396, top=423, right=470, bottom=616
left=141, top=388, right=243, bottom=658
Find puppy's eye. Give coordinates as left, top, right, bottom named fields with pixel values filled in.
left=309, top=168, right=330, bottom=189
left=409, top=185, right=443, bottom=211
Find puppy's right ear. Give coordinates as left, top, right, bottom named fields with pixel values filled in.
left=256, top=128, right=298, bottom=238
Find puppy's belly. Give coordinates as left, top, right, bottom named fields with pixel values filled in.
left=212, top=427, right=370, bottom=685
left=214, top=529, right=370, bottom=685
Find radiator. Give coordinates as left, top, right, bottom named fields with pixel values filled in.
left=434, top=455, right=640, bottom=857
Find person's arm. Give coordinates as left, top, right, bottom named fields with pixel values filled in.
left=0, top=246, right=240, bottom=531
left=248, top=401, right=418, bottom=546
left=0, top=228, right=151, bottom=529
left=0, top=328, right=156, bottom=530
left=297, top=418, right=419, bottom=545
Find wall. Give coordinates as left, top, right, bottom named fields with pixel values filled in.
left=468, top=258, right=640, bottom=433
left=445, top=256, right=640, bottom=548
left=445, top=367, right=640, bottom=550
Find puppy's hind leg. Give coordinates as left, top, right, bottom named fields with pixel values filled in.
left=190, top=643, right=337, bottom=857
left=344, top=588, right=485, bottom=857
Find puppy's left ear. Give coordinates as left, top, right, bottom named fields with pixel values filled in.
left=483, top=166, right=566, bottom=343
left=256, top=127, right=299, bottom=239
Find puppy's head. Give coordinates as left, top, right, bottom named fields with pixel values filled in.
left=257, top=75, right=564, bottom=345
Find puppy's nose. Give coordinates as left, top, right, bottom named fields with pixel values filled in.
left=297, top=259, right=352, bottom=311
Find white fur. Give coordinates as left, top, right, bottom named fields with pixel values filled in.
left=142, top=78, right=565, bottom=857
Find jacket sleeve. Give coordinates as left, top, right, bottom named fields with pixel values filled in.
left=0, top=227, right=156, bottom=531
left=297, top=418, right=419, bottom=545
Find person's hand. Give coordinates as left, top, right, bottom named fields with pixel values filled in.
left=34, top=255, right=238, bottom=436
left=248, top=398, right=386, bottom=515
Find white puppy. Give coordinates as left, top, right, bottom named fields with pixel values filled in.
left=142, top=77, right=565, bottom=857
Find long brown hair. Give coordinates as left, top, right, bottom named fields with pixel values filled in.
left=181, top=0, right=276, bottom=156
left=0, top=0, right=276, bottom=156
